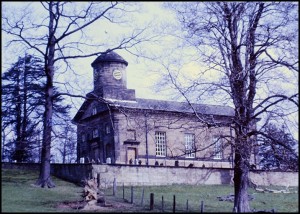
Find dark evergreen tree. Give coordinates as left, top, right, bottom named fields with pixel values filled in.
left=258, top=124, right=298, bottom=171
left=2, top=54, right=45, bottom=162
left=2, top=54, right=71, bottom=162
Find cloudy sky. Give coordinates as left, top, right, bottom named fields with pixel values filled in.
left=2, top=2, right=178, bottom=111
left=2, top=2, right=298, bottom=141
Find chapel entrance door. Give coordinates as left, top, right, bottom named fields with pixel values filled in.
left=127, top=147, right=136, bottom=164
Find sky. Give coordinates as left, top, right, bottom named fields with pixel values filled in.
left=2, top=2, right=299, bottom=142
left=1, top=2, right=177, bottom=109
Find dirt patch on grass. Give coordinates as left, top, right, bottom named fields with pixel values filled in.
left=56, top=200, right=85, bottom=210
left=57, top=198, right=139, bottom=212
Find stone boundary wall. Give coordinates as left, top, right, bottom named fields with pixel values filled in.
left=91, top=164, right=298, bottom=188
left=51, top=163, right=92, bottom=184
left=2, top=163, right=298, bottom=187
left=2, top=162, right=40, bottom=171
left=1, top=162, right=92, bottom=184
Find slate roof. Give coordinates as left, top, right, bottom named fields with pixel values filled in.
left=112, top=98, right=235, bottom=116
left=91, top=51, right=128, bottom=67
left=72, top=96, right=235, bottom=123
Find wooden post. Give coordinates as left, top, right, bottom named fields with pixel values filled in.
left=162, top=195, right=164, bottom=212
left=186, top=199, right=189, bottom=211
left=233, top=207, right=237, bottom=213
left=141, top=187, right=145, bottom=206
left=200, top=200, right=204, bottom=213
left=113, top=178, right=117, bottom=196
left=97, top=173, right=100, bottom=188
left=173, top=195, right=176, bottom=213
left=150, top=193, right=154, bottom=210
left=131, top=186, right=134, bottom=204
left=122, top=183, right=125, bottom=199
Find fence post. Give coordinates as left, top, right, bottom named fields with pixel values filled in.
left=122, top=183, right=125, bottom=200
left=173, top=195, right=176, bottom=213
left=200, top=200, right=204, bottom=213
left=150, top=193, right=154, bottom=210
left=97, top=173, right=100, bottom=188
left=233, top=207, right=237, bottom=213
left=162, top=195, right=164, bottom=212
left=186, top=199, right=189, bottom=211
left=113, top=178, right=117, bottom=196
left=131, top=186, right=134, bottom=204
left=141, top=187, right=145, bottom=206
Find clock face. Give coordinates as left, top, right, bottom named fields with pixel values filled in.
left=113, top=69, right=122, bottom=80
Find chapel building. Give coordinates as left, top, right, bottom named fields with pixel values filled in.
left=72, top=51, right=258, bottom=168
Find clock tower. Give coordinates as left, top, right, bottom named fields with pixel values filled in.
left=91, top=51, right=136, bottom=101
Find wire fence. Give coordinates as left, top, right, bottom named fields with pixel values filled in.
left=102, top=180, right=207, bottom=213
left=100, top=178, right=277, bottom=213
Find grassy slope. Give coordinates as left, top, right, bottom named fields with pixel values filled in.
left=1, top=168, right=299, bottom=212
left=1, top=168, right=82, bottom=212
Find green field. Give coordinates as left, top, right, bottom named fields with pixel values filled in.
left=115, top=184, right=299, bottom=213
left=1, top=168, right=299, bottom=212
left=1, top=168, right=83, bottom=212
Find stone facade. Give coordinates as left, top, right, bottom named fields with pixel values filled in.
left=73, top=51, right=258, bottom=168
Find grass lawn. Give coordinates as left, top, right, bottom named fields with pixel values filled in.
left=1, top=168, right=299, bottom=212
left=113, top=184, right=299, bottom=213
left=1, top=168, right=83, bottom=212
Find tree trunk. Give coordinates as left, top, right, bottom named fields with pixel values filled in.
left=35, top=67, right=55, bottom=187
left=233, top=133, right=251, bottom=212
left=35, top=1, right=55, bottom=188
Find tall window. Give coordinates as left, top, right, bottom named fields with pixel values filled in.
left=213, top=136, right=223, bottom=159
left=81, top=134, right=87, bottom=153
left=93, top=129, right=99, bottom=138
left=155, top=132, right=166, bottom=156
left=92, top=107, right=97, bottom=115
left=105, top=124, right=110, bottom=134
left=185, top=133, right=195, bottom=158
left=82, top=134, right=86, bottom=142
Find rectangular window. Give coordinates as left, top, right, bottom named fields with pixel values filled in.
left=155, top=131, right=166, bottom=156
left=105, top=124, right=110, bottom=134
left=213, top=136, right=223, bottom=159
left=82, top=134, right=86, bottom=142
left=93, top=129, right=99, bottom=138
left=185, top=133, right=195, bottom=158
left=81, top=134, right=87, bottom=151
left=92, top=107, right=97, bottom=115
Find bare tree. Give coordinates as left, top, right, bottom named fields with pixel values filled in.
left=54, top=123, right=77, bottom=164
left=2, top=1, right=150, bottom=188
left=157, top=2, right=299, bottom=212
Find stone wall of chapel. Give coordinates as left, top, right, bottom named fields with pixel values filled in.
left=115, top=110, right=237, bottom=167
left=77, top=107, right=255, bottom=167
left=77, top=110, right=115, bottom=163
left=81, top=101, right=109, bottom=120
